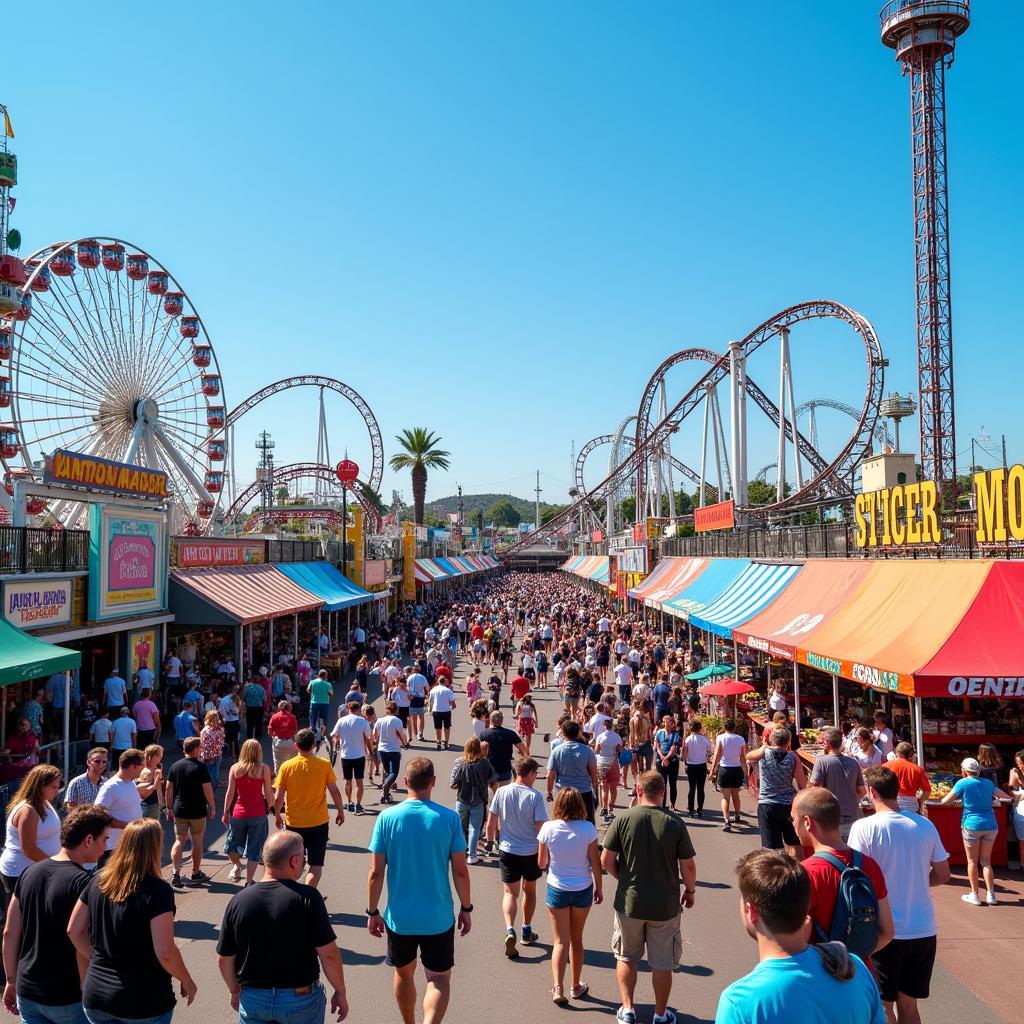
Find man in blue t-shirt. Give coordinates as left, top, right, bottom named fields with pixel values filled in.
left=367, top=757, right=471, bottom=1024
left=715, top=849, right=885, bottom=1024
left=546, top=721, right=599, bottom=823
left=173, top=702, right=199, bottom=751
left=652, top=678, right=672, bottom=721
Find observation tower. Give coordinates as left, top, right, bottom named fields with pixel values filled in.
left=880, top=0, right=970, bottom=499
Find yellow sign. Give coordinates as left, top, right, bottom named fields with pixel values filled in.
left=45, top=448, right=169, bottom=499
left=854, top=480, right=941, bottom=547
left=974, top=465, right=1024, bottom=542
left=402, top=522, right=416, bottom=602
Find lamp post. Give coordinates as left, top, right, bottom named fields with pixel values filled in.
left=335, top=459, right=360, bottom=578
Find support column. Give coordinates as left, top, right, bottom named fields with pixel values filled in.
left=317, top=608, right=322, bottom=665
left=793, top=662, right=801, bottom=735
left=777, top=327, right=788, bottom=503
left=63, top=670, right=71, bottom=777
left=236, top=627, right=244, bottom=684
left=699, top=386, right=710, bottom=507
left=269, top=618, right=274, bottom=667
left=832, top=673, right=840, bottom=727
left=293, top=614, right=299, bottom=660
left=913, top=698, right=925, bottom=766
left=728, top=341, right=747, bottom=508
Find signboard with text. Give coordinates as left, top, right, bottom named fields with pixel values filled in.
left=45, top=448, right=169, bottom=500
left=694, top=499, right=735, bottom=533
left=617, top=546, right=648, bottom=574
left=3, top=578, right=73, bottom=629
left=173, top=537, right=264, bottom=568
left=89, top=506, right=168, bottom=621
left=364, top=559, right=387, bottom=586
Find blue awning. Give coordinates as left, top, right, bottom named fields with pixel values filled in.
left=433, top=557, right=460, bottom=578
left=663, top=559, right=751, bottom=620
left=274, top=561, right=374, bottom=612
left=688, top=562, right=802, bottom=639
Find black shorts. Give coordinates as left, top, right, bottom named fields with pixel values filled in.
left=499, top=851, right=542, bottom=884
left=386, top=924, right=455, bottom=973
left=397, top=706, right=409, bottom=726
left=342, top=757, right=366, bottom=781
left=872, top=936, right=937, bottom=1003
left=757, top=802, right=799, bottom=849
left=287, top=822, right=329, bottom=867
left=718, top=766, right=745, bottom=789
left=432, top=711, right=452, bottom=729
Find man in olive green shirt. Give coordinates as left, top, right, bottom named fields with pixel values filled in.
left=308, top=669, right=334, bottom=733
left=601, top=770, right=697, bottom=1024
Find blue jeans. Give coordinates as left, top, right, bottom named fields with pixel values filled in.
left=309, top=704, right=330, bottom=732
left=204, top=756, right=222, bottom=788
left=456, top=800, right=485, bottom=859
left=17, top=998, right=89, bottom=1024
left=239, top=984, right=326, bottom=1024
left=84, top=1009, right=173, bottom=1024
left=380, top=751, right=401, bottom=792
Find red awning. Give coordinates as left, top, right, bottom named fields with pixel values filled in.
left=914, top=561, right=1024, bottom=699
left=171, top=565, right=322, bottom=626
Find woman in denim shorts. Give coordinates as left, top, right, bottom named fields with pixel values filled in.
left=537, top=787, right=602, bottom=1005
left=222, top=739, right=273, bottom=886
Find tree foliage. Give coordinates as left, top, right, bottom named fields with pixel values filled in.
left=487, top=499, right=522, bottom=526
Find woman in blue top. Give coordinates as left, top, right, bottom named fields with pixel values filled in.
left=941, top=756, right=1011, bottom=906
left=653, top=714, right=682, bottom=810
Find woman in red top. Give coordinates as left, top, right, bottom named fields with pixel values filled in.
left=221, top=739, right=274, bottom=885
left=267, top=700, right=299, bottom=773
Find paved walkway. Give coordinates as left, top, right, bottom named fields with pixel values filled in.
left=164, top=651, right=1016, bottom=1023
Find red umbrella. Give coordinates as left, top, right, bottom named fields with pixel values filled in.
left=699, top=679, right=755, bottom=697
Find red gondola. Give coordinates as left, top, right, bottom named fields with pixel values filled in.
left=126, top=254, right=149, bottom=281
left=25, top=497, right=46, bottom=516
left=0, top=376, right=10, bottom=408
left=196, top=499, right=214, bottom=518
left=163, top=291, right=184, bottom=317
left=0, top=328, right=11, bottom=361
left=26, top=260, right=51, bottom=293
left=208, top=439, right=225, bottom=461
left=11, top=292, right=31, bottom=321
left=50, top=249, right=76, bottom=277
left=200, top=374, right=220, bottom=397
left=180, top=315, right=199, bottom=338
left=192, top=344, right=212, bottom=368
left=206, top=406, right=225, bottom=429
left=0, top=256, right=27, bottom=286
left=147, top=270, right=168, bottom=295
left=0, top=426, right=17, bottom=459
left=77, top=240, right=101, bottom=269
left=101, top=243, right=125, bottom=272
left=204, top=470, right=223, bottom=493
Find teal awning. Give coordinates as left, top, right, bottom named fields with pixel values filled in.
left=0, top=619, right=81, bottom=687
left=274, top=561, right=374, bottom=612
left=684, top=664, right=735, bottom=681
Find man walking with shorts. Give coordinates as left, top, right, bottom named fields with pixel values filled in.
left=165, top=736, right=216, bottom=888
left=367, top=758, right=471, bottom=1024
left=274, top=728, right=345, bottom=890
left=486, top=757, right=547, bottom=959
left=428, top=678, right=457, bottom=751
left=601, top=771, right=697, bottom=1024
left=331, top=701, right=372, bottom=814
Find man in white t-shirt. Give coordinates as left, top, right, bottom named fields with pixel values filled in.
left=427, top=681, right=457, bottom=750
left=406, top=670, right=429, bottom=742
left=598, top=616, right=611, bottom=633
left=95, top=748, right=144, bottom=853
left=614, top=659, right=634, bottom=704
left=849, top=765, right=949, bottom=1024
left=331, top=701, right=373, bottom=814
left=587, top=705, right=613, bottom=738
left=103, top=670, right=127, bottom=710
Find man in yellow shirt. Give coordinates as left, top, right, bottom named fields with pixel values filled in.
left=274, top=728, right=345, bottom=889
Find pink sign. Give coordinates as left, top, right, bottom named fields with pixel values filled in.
left=109, top=535, right=156, bottom=590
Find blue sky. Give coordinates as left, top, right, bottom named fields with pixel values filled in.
left=10, top=1, right=1021, bottom=508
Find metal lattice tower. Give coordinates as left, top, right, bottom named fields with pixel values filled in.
left=881, top=0, right=970, bottom=498
left=255, top=431, right=275, bottom=510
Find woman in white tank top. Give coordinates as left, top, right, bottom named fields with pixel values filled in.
left=0, top=764, right=63, bottom=888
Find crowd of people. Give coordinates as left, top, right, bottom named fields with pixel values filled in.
left=0, top=568, right=1018, bottom=1024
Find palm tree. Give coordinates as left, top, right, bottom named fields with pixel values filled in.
left=388, top=428, right=451, bottom=525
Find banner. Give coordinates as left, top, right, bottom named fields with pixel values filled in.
left=173, top=537, right=264, bottom=568
left=617, top=546, right=648, bottom=574
left=364, top=559, right=387, bottom=586
left=45, top=448, right=169, bottom=500
left=129, top=629, right=157, bottom=676
left=89, top=506, right=169, bottom=621
left=3, top=577, right=73, bottom=628
left=694, top=499, right=735, bottom=533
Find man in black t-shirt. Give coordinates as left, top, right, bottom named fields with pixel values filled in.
left=480, top=711, right=527, bottom=787
left=217, top=829, right=349, bottom=1021
left=165, top=737, right=215, bottom=888
left=2, top=805, right=111, bottom=1021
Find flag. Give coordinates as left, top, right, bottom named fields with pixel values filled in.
left=7, top=198, right=14, bottom=213
left=2, top=110, right=12, bottom=138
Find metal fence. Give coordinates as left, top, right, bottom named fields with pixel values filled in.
left=0, top=526, right=90, bottom=573
left=267, top=538, right=327, bottom=563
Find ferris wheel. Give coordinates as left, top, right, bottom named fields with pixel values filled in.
left=0, top=237, right=227, bottom=531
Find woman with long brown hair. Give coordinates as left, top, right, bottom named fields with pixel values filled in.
left=68, top=818, right=196, bottom=1023
left=449, top=737, right=496, bottom=863
left=537, top=786, right=602, bottom=1004
left=0, top=764, right=63, bottom=893
left=221, top=738, right=273, bottom=885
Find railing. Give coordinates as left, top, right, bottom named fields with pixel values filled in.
left=0, top=526, right=90, bottom=574
left=267, top=538, right=326, bottom=563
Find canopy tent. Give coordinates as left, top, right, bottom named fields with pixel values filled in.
left=433, top=557, right=461, bottom=578
left=794, top=560, right=992, bottom=696
left=628, top=557, right=706, bottom=605
left=450, top=556, right=479, bottom=574
left=688, top=562, right=802, bottom=639
left=733, top=559, right=875, bottom=661
left=562, top=555, right=610, bottom=585
left=700, top=679, right=755, bottom=697
left=274, top=562, right=374, bottom=612
left=685, top=664, right=734, bottom=681
left=626, top=557, right=680, bottom=600
left=413, top=558, right=450, bottom=584
left=561, top=556, right=587, bottom=573
left=662, top=559, right=751, bottom=619
left=914, top=561, right=1024, bottom=698
left=587, top=556, right=611, bottom=585
left=0, top=619, right=81, bottom=687
left=170, top=564, right=322, bottom=626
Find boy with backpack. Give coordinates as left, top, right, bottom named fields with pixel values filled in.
left=791, top=788, right=894, bottom=961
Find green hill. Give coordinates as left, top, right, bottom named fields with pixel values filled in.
left=404, top=493, right=560, bottom=525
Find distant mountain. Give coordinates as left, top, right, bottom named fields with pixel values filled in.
left=403, top=493, right=560, bottom=524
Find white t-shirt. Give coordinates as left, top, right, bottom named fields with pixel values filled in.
left=768, top=691, right=787, bottom=712
left=374, top=715, right=404, bottom=753
left=632, top=682, right=651, bottom=704
left=165, top=655, right=182, bottom=680
left=538, top=818, right=599, bottom=891
left=219, top=695, right=240, bottom=723
left=853, top=745, right=883, bottom=769
left=407, top=674, right=428, bottom=699
left=715, top=731, right=746, bottom=768
left=685, top=733, right=713, bottom=765
left=96, top=776, right=143, bottom=850
left=598, top=617, right=610, bottom=633
left=587, top=712, right=612, bottom=737
left=849, top=810, right=948, bottom=939
left=90, top=717, right=114, bottom=744
left=428, top=685, right=455, bottom=713
left=873, top=727, right=895, bottom=759
left=384, top=664, right=402, bottom=685
left=110, top=716, right=137, bottom=748
left=331, top=714, right=372, bottom=760
left=614, top=663, right=633, bottom=688
left=594, top=729, right=622, bottom=765
left=103, top=676, right=127, bottom=707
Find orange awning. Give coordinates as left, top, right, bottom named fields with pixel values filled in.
left=628, top=557, right=701, bottom=602
left=795, top=560, right=992, bottom=696
left=641, top=558, right=709, bottom=610
left=734, top=559, right=874, bottom=661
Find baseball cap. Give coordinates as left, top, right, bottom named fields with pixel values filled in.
left=961, top=757, right=981, bottom=775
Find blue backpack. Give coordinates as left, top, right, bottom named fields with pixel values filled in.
left=812, top=850, right=880, bottom=961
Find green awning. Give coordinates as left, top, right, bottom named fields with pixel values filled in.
left=0, top=619, right=81, bottom=687
left=685, top=664, right=734, bottom=681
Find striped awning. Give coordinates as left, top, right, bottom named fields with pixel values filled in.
left=663, top=559, right=751, bottom=620
left=688, top=562, right=802, bottom=639
left=414, top=558, right=449, bottom=583
left=274, top=561, right=374, bottom=612
left=170, top=564, right=322, bottom=626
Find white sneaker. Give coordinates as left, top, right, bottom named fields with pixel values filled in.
left=228, top=864, right=242, bottom=882
left=961, top=892, right=983, bottom=906
left=986, top=891, right=997, bottom=905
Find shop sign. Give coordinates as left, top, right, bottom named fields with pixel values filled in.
left=694, top=499, right=734, bottom=533
left=174, top=537, right=264, bottom=568
left=852, top=662, right=900, bottom=692
left=855, top=480, right=940, bottom=547
left=44, top=448, right=169, bottom=499
left=3, top=577, right=73, bottom=628
left=591, top=530, right=604, bottom=543
left=975, top=465, right=1024, bottom=542
left=364, top=559, right=387, bottom=586
left=618, top=546, right=648, bottom=574
left=89, top=506, right=169, bottom=621
left=945, top=676, right=1024, bottom=698
left=633, top=522, right=646, bottom=544
left=804, top=651, right=842, bottom=675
